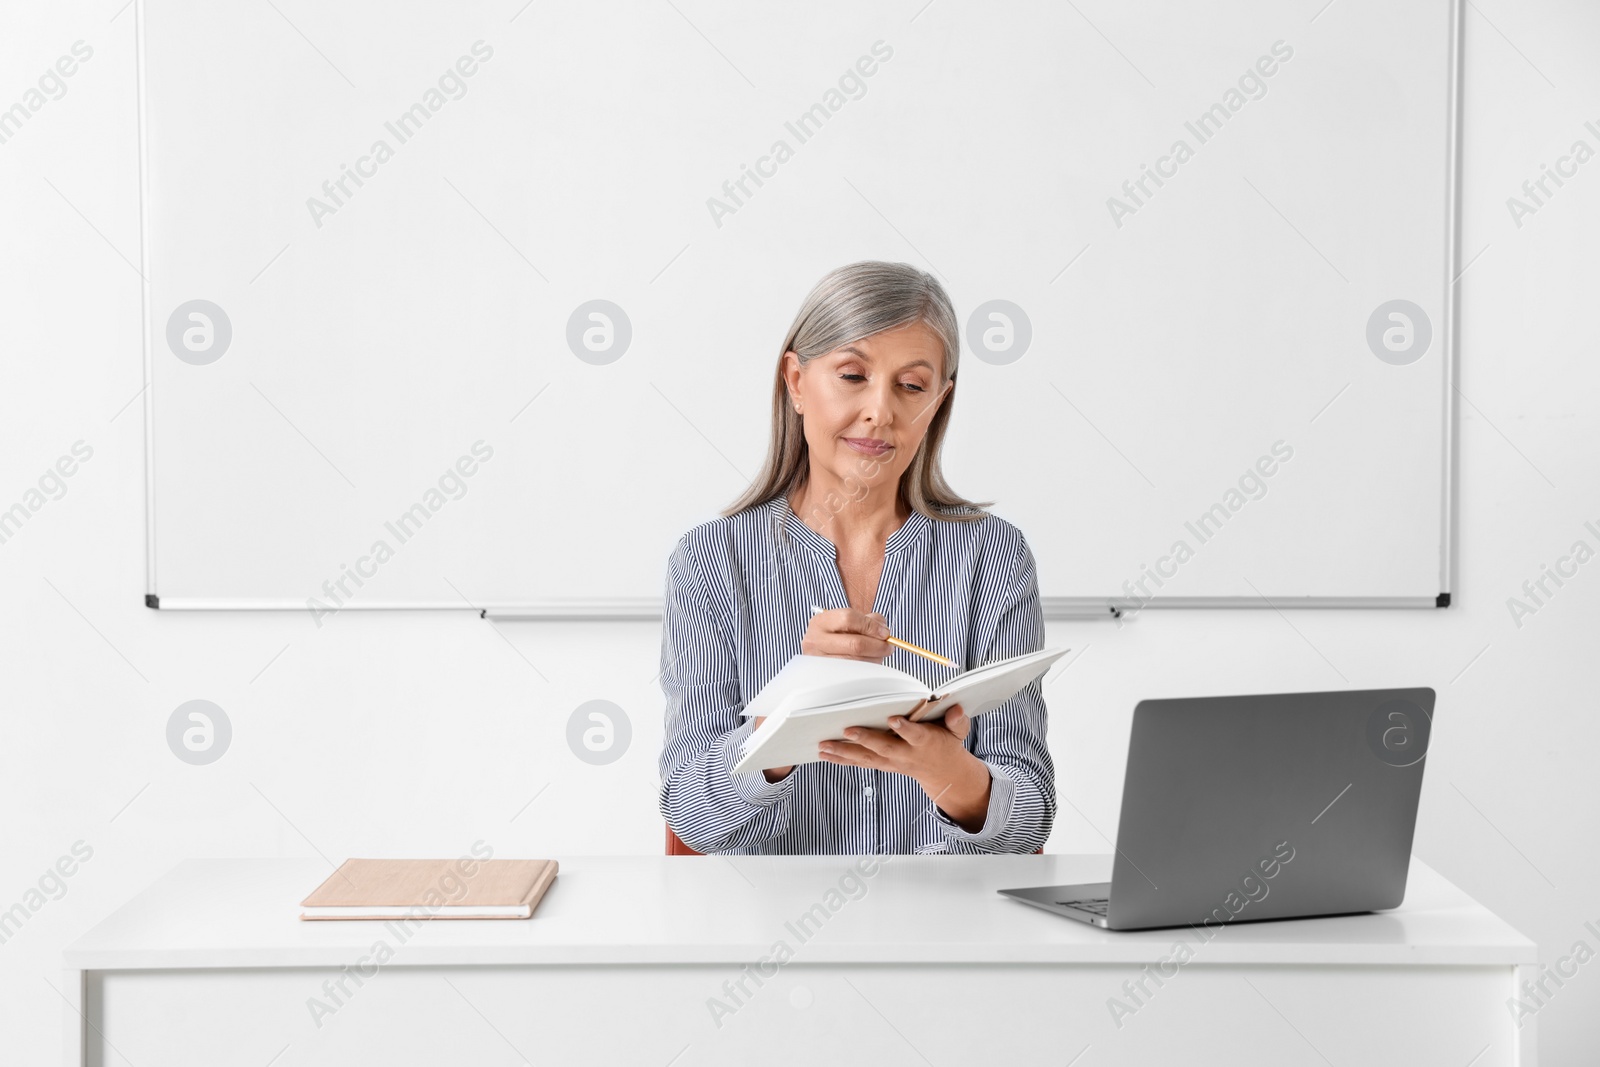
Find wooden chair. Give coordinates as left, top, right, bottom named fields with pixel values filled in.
left=667, top=825, right=1042, bottom=855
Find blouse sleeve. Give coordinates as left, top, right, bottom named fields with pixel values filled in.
left=657, top=534, right=797, bottom=852
left=931, top=530, right=1057, bottom=854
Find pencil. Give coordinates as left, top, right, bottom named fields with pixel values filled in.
left=808, top=604, right=958, bottom=669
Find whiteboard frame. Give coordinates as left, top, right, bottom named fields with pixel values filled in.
left=137, top=0, right=1463, bottom=619
left=1439, top=0, right=1464, bottom=607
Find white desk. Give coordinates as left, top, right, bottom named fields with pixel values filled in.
left=64, top=854, right=1537, bottom=1066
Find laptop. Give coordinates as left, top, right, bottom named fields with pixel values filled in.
left=998, top=687, right=1434, bottom=931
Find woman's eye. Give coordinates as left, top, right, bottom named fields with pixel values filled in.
left=837, top=372, right=925, bottom=393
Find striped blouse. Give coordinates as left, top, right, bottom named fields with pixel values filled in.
left=657, top=494, right=1056, bottom=855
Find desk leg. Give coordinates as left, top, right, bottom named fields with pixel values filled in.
left=1512, top=964, right=1539, bottom=1067
left=62, top=967, right=86, bottom=1067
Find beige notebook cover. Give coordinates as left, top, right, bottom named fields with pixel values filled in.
left=299, top=858, right=559, bottom=920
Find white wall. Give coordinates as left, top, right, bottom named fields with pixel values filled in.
left=2, top=2, right=1596, bottom=1063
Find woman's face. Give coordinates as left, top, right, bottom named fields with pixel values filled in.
left=784, top=320, right=953, bottom=501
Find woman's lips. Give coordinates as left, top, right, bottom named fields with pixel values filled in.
left=843, top=437, right=892, bottom=456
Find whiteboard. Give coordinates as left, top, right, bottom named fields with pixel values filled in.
left=138, top=0, right=1459, bottom=617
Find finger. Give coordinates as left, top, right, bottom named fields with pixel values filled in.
left=886, top=715, right=945, bottom=745
left=819, top=740, right=872, bottom=766
left=803, top=637, right=885, bottom=662
left=846, top=633, right=892, bottom=660
left=855, top=610, right=890, bottom=638
left=811, top=608, right=848, bottom=634
left=814, top=632, right=889, bottom=661
left=818, top=608, right=888, bottom=639
left=943, top=705, right=971, bottom=739
left=841, top=725, right=907, bottom=758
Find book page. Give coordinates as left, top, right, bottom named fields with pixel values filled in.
left=739, top=654, right=927, bottom=719
left=917, top=647, right=1069, bottom=721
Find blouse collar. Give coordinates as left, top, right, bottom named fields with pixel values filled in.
left=768, top=494, right=933, bottom=559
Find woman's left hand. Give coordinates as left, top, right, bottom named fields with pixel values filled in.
left=817, top=703, right=992, bottom=832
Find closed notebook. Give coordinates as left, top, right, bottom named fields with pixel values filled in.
left=299, top=858, right=558, bottom=920
left=731, top=646, right=1068, bottom=774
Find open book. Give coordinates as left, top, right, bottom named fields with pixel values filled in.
left=731, top=646, right=1068, bottom=775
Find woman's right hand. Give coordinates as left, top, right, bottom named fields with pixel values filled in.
left=753, top=610, right=892, bottom=782
left=801, top=607, right=892, bottom=662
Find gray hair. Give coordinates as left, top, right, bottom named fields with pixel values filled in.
left=723, top=260, right=992, bottom=522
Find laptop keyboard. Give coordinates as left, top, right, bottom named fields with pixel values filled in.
left=1060, top=897, right=1109, bottom=915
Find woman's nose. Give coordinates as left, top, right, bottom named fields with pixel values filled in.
left=860, top=382, right=895, bottom=422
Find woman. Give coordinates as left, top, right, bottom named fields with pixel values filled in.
left=657, top=260, right=1055, bottom=855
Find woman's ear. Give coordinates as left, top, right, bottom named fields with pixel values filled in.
left=783, top=350, right=804, bottom=411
